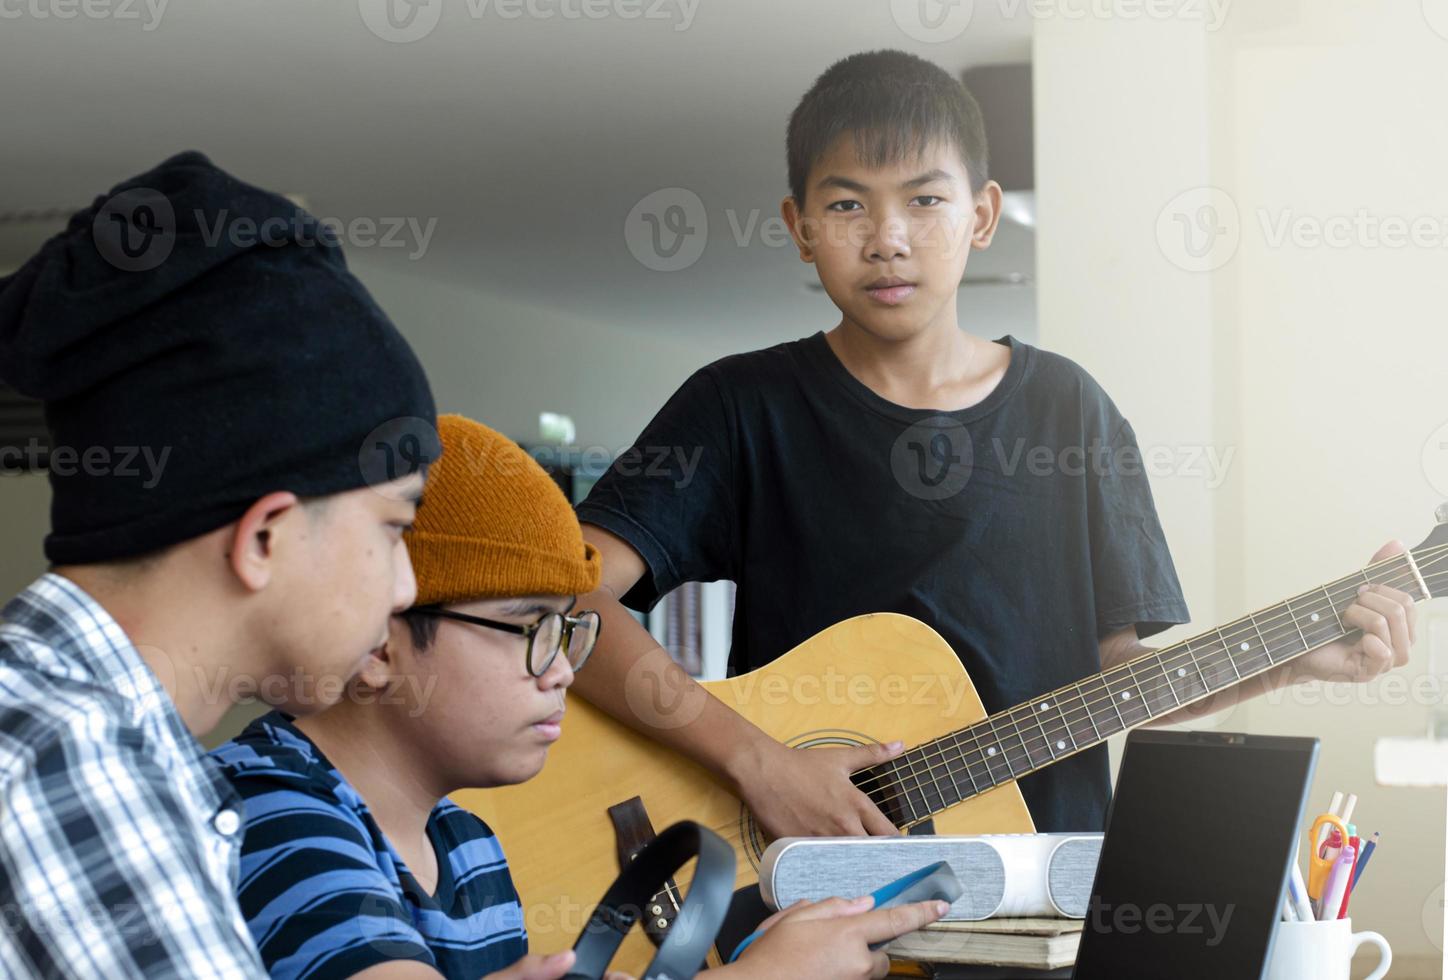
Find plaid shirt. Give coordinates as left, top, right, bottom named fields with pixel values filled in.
left=0, top=573, right=265, bottom=978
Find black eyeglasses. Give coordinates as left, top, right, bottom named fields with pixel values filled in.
left=413, top=606, right=602, bottom=677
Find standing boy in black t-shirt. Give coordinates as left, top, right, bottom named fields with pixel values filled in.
left=572, top=51, right=1418, bottom=841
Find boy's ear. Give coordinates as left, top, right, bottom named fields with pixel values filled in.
left=354, top=619, right=409, bottom=692
left=781, top=195, right=816, bottom=263
left=226, top=491, right=302, bottom=593
left=969, top=180, right=1006, bottom=250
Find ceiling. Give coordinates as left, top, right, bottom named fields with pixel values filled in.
left=0, top=0, right=1035, bottom=341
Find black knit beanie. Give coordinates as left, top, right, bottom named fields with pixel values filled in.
left=0, top=150, right=440, bottom=564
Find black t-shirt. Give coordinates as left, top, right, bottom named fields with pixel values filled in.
left=577, top=332, right=1189, bottom=833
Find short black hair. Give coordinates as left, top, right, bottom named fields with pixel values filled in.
left=786, top=50, right=989, bottom=206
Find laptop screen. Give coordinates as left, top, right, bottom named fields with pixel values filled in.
left=1073, top=730, right=1318, bottom=980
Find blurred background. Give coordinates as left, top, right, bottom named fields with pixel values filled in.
left=2, top=1, right=1446, bottom=973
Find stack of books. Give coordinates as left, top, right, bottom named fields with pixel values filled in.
left=885, top=917, right=1082, bottom=978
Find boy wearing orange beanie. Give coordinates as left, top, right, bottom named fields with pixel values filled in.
left=214, top=415, right=943, bottom=980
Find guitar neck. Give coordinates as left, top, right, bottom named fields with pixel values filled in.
left=865, top=549, right=1438, bottom=829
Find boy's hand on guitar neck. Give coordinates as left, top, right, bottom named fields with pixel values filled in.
left=1287, top=540, right=1419, bottom=686
left=734, top=736, right=905, bottom=839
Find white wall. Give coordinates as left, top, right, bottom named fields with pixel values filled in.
left=1035, top=5, right=1448, bottom=971
left=350, top=261, right=754, bottom=454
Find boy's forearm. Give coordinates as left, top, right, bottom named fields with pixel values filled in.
left=567, top=589, right=778, bottom=790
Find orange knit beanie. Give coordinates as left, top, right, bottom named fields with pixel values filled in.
left=405, top=414, right=602, bottom=607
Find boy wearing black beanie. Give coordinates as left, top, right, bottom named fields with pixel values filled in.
left=0, top=150, right=440, bottom=977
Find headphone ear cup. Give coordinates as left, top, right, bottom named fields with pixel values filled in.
left=567, top=821, right=737, bottom=980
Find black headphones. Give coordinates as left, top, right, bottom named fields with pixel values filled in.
left=566, top=821, right=737, bottom=980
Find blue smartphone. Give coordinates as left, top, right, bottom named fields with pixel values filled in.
left=728, top=861, right=962, bottom=962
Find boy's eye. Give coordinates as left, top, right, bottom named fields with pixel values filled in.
left=826, top=200, right=863, bottom=213
left=912, top=195, right=943, bottom=207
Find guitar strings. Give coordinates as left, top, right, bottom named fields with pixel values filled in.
left=857, top=551, right=1443, bottom=814
left=849, top=545, right=1448, bottom=815
left=858, top=550, right=1448, bottom=817
left=853, top=550, right=1437, bottom=797
left=683, top=547, right=1448, bottom=864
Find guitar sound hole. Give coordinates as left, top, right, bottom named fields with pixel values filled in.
left=737, top=730, right=892, bottom=871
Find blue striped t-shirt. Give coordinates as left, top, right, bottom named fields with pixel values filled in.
left=212, top=712, right=528, bottom=979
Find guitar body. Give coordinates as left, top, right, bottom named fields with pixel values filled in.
left=452, top=613, right=1036, bottom=971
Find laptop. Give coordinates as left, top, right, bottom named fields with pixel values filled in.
left=1072, top=729, right=1319, bottom=980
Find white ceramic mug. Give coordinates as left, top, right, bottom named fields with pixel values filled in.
left=1265, top=917, right=1391, bottom=980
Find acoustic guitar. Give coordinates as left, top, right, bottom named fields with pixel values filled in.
left=454, top=512, right=1447, bottom=971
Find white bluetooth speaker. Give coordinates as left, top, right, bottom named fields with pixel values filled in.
left=758, top=832, right=1103, bottom=921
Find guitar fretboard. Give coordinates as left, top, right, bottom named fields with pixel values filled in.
left=856, top=550, right=1438, bottom=828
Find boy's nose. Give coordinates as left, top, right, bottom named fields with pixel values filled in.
left=866, top=215, right=912, bottom=260
left=539, top=648, right=575, bottom=690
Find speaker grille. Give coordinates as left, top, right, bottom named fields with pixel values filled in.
left=766, top=839, right=1007, bottom=920
left=1047, top=837, right=1103, bottom=918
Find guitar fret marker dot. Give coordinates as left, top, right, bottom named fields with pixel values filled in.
left=1056, top=740, right=1066, bottom=750
left=1177, top=668, right=1187, bottom=677
left=1040, top=702, right=1050, bottom=711
left=1121, top=691, right=1132, bottom=700
left=1240, top=642, right=1250, bottom=652
left=1311, top=613, right=1321, bottom=622
left=987, top=747, right=997, bottom=756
